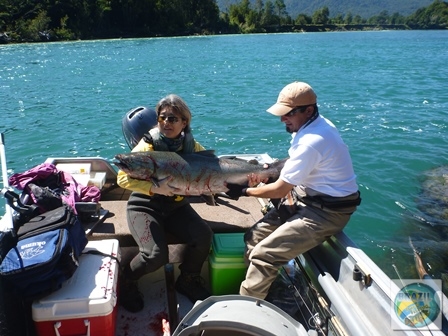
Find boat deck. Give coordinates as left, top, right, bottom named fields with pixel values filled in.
left=86, top=182, right=268, bottom=336
left=90, top=186, right=265, bottom=248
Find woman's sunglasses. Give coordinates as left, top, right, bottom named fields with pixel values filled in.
left=158, top=115, right=181, bottom=124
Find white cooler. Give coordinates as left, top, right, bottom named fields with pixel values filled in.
left=32, top=239, right=120, bottom=336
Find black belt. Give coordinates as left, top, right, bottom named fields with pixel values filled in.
left=300, top=191, right=361, bottom=210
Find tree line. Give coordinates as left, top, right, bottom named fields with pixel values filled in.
left=0, top=0, right=447, bottom=43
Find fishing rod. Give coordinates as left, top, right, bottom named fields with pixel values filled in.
left=409, top=236, right=448, bottom=324
left=0, top=132, right=20, bottom=336
left=0, top=133, right=18, bottom=263
left=0, top=133, right=13, bottom=230
left=256, top=195, right=345, bottom=334
left=0, top=133, right=38, bottom=230
left=391, top=261, right=436, bottom=334
left=282, top=257, right=348, bottom=336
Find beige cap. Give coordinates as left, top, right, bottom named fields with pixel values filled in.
left=267, top=82, right=317, bottom=116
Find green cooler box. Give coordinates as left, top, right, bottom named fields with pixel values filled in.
left=209, top=233, right=247, bottom=295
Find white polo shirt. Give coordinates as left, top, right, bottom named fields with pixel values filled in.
left=280, top=114, right=358, bottom=197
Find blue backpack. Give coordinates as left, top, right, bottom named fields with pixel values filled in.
left=0, top=205, right=87, bottom=299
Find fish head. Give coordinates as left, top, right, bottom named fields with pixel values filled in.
left=114, top=152, right=157, bottom=181
left=257, top=158, right=286, bottom=183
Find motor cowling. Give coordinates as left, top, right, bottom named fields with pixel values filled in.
left=122, top=106, right=157, bottom=149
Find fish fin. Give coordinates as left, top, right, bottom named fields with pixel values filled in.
left=228, top=157, right=260, bottom=165
left=214, top=192, right=231, bottom=199
left=150, top=177, right=160, bottom=188
left=195, top=150, right=216, bottom=157
left=269, top=157, right=287, bottom=171
left=201, top=194, right=217, bottom=206
left=215, top=191, right=240, bottom=200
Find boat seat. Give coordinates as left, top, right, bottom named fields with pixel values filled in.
left=171, top=295, right=308, bottom=336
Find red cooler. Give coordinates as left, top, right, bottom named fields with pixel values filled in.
left=32, top=239, right=120, bottom=336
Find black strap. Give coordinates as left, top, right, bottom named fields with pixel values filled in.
left=2, top=189, right=40, bottom=218
left=142, top=132, right=153, bottom=144
left=82, top=249, right=121, bottom=267
left=301, top=191, right=361, bottom=210
left=302, top=110, right=319, bottom=129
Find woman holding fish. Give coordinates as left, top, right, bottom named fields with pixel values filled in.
left=117, top=94, right=213, bottom=312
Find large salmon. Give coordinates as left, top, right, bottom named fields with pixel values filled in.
left=114, top=151, right=285, bottom=196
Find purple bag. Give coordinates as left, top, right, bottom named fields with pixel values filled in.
left=8, top=163, right=101, bottom=214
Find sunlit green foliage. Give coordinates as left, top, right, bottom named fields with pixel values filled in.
left=0, top=0, right=446, bottom=43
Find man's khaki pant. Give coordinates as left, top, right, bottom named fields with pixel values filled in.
left=239, top=200, right=356, bottom=299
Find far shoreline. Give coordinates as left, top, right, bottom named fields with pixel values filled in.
left=1, top=24, right=446, bottom=45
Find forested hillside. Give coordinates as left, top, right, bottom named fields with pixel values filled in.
left=218, top=0, right=435, bottom=18
left=0, top=0, right=446, bottom=44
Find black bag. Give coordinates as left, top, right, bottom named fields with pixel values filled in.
left=0, top=205, right=87, bottom=299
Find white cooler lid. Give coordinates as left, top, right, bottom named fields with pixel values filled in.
left=32, top=239, right=120, bottom=321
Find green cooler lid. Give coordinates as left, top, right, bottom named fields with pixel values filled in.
left=212, top=233, right=245, bottom=260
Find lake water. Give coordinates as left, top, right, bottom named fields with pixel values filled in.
left=1, top=30, right=448, bottom=284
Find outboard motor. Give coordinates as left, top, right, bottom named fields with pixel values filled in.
left=122, top=106, right=158, bottom=150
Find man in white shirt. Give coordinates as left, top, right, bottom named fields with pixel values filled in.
left=226, top=81, right=361, bottom=299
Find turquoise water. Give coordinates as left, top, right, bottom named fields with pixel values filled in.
left=1, top=30, right=448, bottom=282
